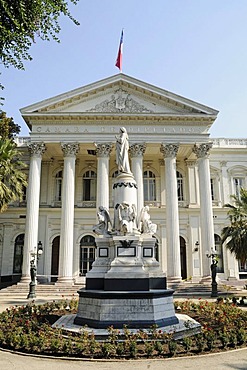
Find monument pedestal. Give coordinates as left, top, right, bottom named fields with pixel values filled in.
left=74, top=234, right=178, bottom=329
left=74, top=289, right=178, bottom=329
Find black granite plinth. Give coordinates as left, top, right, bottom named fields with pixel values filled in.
left=86, top=277, right=167, bottom=291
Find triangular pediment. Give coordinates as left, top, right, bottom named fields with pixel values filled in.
left=21, top=74, right=218, bottom=118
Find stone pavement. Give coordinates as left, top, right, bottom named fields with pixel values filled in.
left=0, top=293, right=246, bottom=370
left=0, top=347, right=246, bottom=370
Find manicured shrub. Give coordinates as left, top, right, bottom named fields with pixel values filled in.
left=0, top=298, right=246, bottom=359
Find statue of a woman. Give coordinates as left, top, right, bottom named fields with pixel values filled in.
left=116, top=127, right=131, bottom=173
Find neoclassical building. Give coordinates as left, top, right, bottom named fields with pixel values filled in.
left=0, top=74, right=246, bottom=285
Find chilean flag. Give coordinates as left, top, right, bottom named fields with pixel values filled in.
left=115, top=30, right=123, bottom=71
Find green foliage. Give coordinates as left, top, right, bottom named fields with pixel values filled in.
left=0, top=137, right=27, bottom=212
left=0, top=0, right=79, bottom=70
left=0, top=110, right=21, bottom=139
left=221, top=188, right=247, bottom=265
left=0, top=299, right=246, bottom=359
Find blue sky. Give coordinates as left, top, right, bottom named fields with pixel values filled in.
left=1, top=0, right=247, bottom=137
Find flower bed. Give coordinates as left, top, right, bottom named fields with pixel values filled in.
left=0, top=298, right=246, bottom=358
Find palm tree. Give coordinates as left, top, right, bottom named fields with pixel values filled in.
left=221, top=188, right=247, bottom=266
left=0, top=138, right=28, bottom=212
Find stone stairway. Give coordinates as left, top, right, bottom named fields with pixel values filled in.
left=0, top=282, right=83, bottom=298
left=0, top=280, right=245, bottom=298
left=173, top=281, right=245, bottom=297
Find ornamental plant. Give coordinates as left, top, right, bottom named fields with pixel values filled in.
left=0, top=298, right=246, bottom=359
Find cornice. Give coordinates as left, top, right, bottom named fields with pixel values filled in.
left=23, top=113, right=217, bottom=125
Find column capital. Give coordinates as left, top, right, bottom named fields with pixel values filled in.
left=28, top=142, right=46, bottom=157
left=185, top=159, right=197, bottom=167
left=160, top=143, right=179, bottom=158
left=61, top=143, right=79, bottom=157
left=193, top=142, right=212, bottom=159
left=94, top=143, right=112, bottom=157
left=129, top=143, right=146, bottom=157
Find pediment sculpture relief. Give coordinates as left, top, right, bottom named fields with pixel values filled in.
left=87, top=88, right=153, bottom=113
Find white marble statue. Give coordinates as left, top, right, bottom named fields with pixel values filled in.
left=114, top=201, right=137, bottom=234
left=139, top=206, right=157, bottom=235
left=115, top=127, right=131, bottom=173
left=93, top=206, right=112, bottom=235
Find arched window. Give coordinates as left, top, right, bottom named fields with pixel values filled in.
left=214, top=234, right=224, bottom=273
left=177, top=171, right=184, bottom=201
left=55, top=170, right=63, bottom=202
left=83, top=170, right=97, bottom=201
left=233, top=177, right=244, bottom=199
left=143, top=170, right=156, bottom=201
left=80, top=235, right=96, bottom=276
left=13, top=234, right=24, bottom=274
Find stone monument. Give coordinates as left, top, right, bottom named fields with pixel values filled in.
left=74, top=127, right=179, bottom=329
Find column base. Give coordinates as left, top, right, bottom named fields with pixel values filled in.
left=56, top=277, right=74, bottom=285
left=19, top=276, right=31, bottom=284
left=167, top=277, right=182, bottom=289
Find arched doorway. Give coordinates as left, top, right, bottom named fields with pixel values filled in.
left=51, top=236, right=60, bottom=282
left=80, top=235, right=96, bottom=276
left=180, top=236, right=187, bottom=280
left=13, top=234, right=24, bottom=274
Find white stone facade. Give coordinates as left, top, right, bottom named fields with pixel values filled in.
left=0, top=74, right=246, bottom=284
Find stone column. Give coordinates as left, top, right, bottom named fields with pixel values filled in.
left=57, top=143, right=79, bottom=284
left=21, top=143, right=46, bottom=282
left=129, top=143, right=146, bottom=216
left=186, top=160, right=199, bottom=206
left=160, top=143, right=181, bottom=282
left=95, top=143, right=112, bottom=209
left=193, top=143, right=214, bottom=277
left=220, top=161, right=230, bottom=205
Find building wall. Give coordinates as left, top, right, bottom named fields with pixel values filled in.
left=0, top=138, right=246, bottom=282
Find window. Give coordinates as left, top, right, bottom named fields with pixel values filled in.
left=83, top=170, right=97, bottom=201
left=239, top=261, right=247, bottom=272
left=214, top=234, right=224, bottom=273
left=55, top=170, right=63, bottom=201
left=13, top=234, right=24, bottom=273
left=143, top=170, right=156, bottom=201
left=80, top=235, right=96, bottom=276
left=177, top=171, right=184, bottom=201
left=233, top=177, right=244, bottom=199
left=210, top=179, right=215, bottom=201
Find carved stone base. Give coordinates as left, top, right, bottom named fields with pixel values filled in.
left=74, top=289, right=178, bottom=329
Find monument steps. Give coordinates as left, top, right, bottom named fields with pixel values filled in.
left=0, top=281, right=243, bottom=298
left=174, top=281, right=243, bottom=296
left=0, top=282, right=82, bottom=297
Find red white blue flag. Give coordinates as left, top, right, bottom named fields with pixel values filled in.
left=115, top=30, right=123, bottom=71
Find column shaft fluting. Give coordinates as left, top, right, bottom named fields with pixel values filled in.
left=22, top=143, right=46, bottom=281
left=95, top=143, right=112, bottom=209
left=193, top=143, right=214, bottom=277
left=160, top=143, right=181, bottom=281
left=130, top=143, right=146, bottom=217
left=58, top=143, right=79, bottom=283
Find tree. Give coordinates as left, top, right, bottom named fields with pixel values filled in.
left=0, top=110, right=21, bottom=138
left=0, top=138, right=28, bottom=212
left=221, top=188, right=247, bottom=266
left=0, top=0, right=79, bottom=69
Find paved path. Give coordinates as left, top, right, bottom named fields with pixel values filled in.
left=0, top=348, right=247, bottom=370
